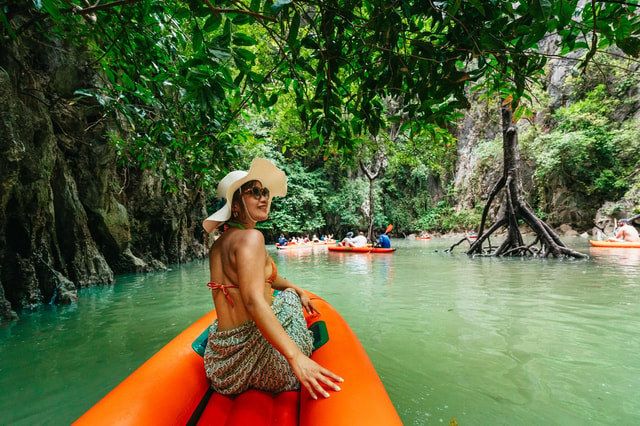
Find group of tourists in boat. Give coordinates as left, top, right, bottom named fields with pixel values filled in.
left=324, top=228, right=396, bottom=253
left=276, top=225, right=394, bottom=252
left=277, top=233, right=335, bottom=247
left=337, top=226, right=393, bottom=249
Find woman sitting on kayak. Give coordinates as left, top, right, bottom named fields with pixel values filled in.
left=202, top=158, right=343, bottom=400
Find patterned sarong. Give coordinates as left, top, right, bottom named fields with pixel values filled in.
left=204, top=289, right=314, bottom=395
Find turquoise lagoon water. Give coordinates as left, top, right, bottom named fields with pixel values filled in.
left=1, top=237, right=639, bottom=425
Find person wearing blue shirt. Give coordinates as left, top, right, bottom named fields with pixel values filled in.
left=378, top=232, right=391, bottom=248
left=277, top=234, right=288, bottom=246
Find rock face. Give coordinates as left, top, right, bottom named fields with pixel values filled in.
left=0, top=18, right=207, bottom=321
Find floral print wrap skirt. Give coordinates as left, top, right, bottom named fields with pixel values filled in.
left=204, top=289, right=314, bottom=395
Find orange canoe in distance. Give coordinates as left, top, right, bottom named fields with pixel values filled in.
left=276, top=240, right=336, bottom=250
left=73, top=291, right=401, bottom=426
left=276, top=243, right=314, bottom=250
left=589, top=240, right=640, bottom=248
left=327, top=245, right=372, bottom=253
left=371, top=247, right=397, bottom=253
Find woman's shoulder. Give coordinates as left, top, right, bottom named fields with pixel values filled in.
left=211, top=230, right=267, bottom=267
left=222, top=228, right=266, bottom=251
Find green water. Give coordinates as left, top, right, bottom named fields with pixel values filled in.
left=2, top=238, right=640, bottom=425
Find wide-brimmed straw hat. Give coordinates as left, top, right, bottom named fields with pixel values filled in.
left=202, top=158, right=287, bottom=233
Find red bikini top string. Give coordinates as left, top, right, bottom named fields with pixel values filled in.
left=207, top=282, right=238, bottom=307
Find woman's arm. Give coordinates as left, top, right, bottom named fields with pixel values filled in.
left=234, top=230, right=342, bottom=398
left=271, top=274, right=319, bottom=315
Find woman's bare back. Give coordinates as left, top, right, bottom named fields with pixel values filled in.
left=208, top=229, right=274, bottom=331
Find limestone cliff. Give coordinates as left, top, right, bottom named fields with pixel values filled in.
left=0, top=16, right=207, bottom=321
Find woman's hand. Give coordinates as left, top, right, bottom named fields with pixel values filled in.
left=289, top=352, right=344, bottom=400
left=272, top=276, right=318, bottom=314
left=297, top=289, right=319, bottom=315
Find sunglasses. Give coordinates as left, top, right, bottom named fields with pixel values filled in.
left=243, top=186, right=270, bottom=200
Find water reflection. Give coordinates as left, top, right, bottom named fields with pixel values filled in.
left=375, top=253, right=395, bottom=283
left=327, top=251, right=373, bottom=274
left=589, top=247, right=640, bottom=279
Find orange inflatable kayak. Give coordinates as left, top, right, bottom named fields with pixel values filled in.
left=371, top=247, right=396, bottom=253
left=589, top=240, right=640, bottom=248
left=327, top=245, right=372, bottom=253
left=74, top=291, right=401, bottom=426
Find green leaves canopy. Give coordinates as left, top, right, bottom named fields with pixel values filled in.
left=3, top=0, right=640, bottom=178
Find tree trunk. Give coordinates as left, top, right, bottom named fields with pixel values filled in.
left=462, top=104, right=587, bottom=258
left=360, top=159, right=380, bottom=242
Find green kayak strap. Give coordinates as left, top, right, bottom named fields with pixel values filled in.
left=309, top=320, right=329, bottom=351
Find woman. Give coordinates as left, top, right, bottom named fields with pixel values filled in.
left=202, top=158, right=343, bottom=400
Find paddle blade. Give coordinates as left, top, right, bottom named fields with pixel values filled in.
left=385, top=224, right=393, bottom=233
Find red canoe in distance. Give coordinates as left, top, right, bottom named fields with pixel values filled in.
left=327, top=246, right=372, bottom=253
left=371, top=247, right=396, bottom=253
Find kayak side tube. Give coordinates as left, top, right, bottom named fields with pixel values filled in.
left=301, top=294, right=401, bottom=426
left=73, top=311, right=216, bottom=425
left=327, top=246, right=372, bottom=253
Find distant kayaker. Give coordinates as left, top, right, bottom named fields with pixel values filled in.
left=351, top=232, right=368, bottom=247
left=339, top=231, right=368, bottom=247
left=202, top=158, right=343, bottom=400
left=613, top=218, right=640, bottom=242
left=377, top=232, right=391, bottom=248
left=338, top=231, right=355, bottom=246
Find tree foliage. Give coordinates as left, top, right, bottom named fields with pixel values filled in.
left=2, top=0, right=640, bottom=236
left=269, top=159, right=329, bottom=233
left=7, top=0, right=639, bottom=171
left=533, top=83, right=640, bottom=207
